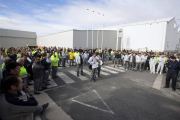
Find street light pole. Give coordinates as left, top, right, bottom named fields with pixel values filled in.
left=101, top=14, right=104, bottom=50
left=97, top=13, right=100, bottom=48
left=92, top=11, right=94, bottom=50
left=86, top=9, right=89, bottom=48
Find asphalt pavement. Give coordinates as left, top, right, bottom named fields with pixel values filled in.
left=37, top=62, right=180, bottom=120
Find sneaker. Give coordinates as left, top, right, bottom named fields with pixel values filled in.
left=34, top=92, right=41, bottom=95
left=156, top=72, right=158, bottom=74
left=41, top=103, right=49, bottom=114
left=160, top=72, right=161, bottom=75
left=126, top=69, right=128, bottom=70
left=163, top=86, right=169, bottom=88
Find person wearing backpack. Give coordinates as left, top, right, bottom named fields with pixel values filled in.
left=88, top=53, right=98, bottom=82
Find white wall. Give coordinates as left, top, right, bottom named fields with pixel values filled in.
left=121, top=22, right=167, bottom=52
left=164, top=18, right=179, bottom=52
left=73, top=30, right=117, bottom=50
left=37, top=30, right=73, bottom=48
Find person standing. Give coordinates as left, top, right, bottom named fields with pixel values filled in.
left=41, top=53, right=51, bottom=89
left=149, top=55, right=157, bottom=74
left=46, top=53, right=52, bottom=81
left=114, top=51, right=120, bottom=67
left=96, top=54, right=102, bottom=78
left=135, top=53, right=142, bottom=72
left=50, top=53, right=59, bottom=79
left=69, top=50, right=74, bottom=66
left=164, top=56, right=180, bottom=91
left=76, top=52, right=85, bottom=77
left=102, top=50, right=107, bottom=65
left=88, top=53, right=98, bottom=82
left=156, top=54, right=165, bottom=75
left=123, top=53, right=130, bottom=70
left=129, top=53, right=135, bottom=70
left=61, top=50, right=67, bottom=67
left=141, top=53, right=147, bottom=71
left=83, top=51, right=89, bottom=65
left=32, top=56, right=44, bottom=95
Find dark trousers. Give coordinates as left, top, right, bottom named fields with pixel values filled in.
left=62, top=58, right=66, bottom=67
left=69, top=59, right=74, bottom=66
left=42, top=70, right=49, bottom=87
left=77, top=64, right=83, bottom=76
left=165, top=71, right=178, bottom=90
left=129, top=62, right=134, bottom=70
left=52, top=66, right=57, bottom=79
left=97, top=66, right=101, bottom=77
left=141, top=62, right=146, bottom=70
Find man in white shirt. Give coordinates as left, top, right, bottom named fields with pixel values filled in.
left=123, top=53, right=130, bottom=70
left=149, top=55, right=157, bottom=74
left=83, top=51, right=89, bottom=65
left=156, top=54, right=165, bottom=74
left=141, top=53, right=147, bottom=71
left=135, top=53, right=142, bottom=72
left=88, top=53, right=98, bottom=82
left=76, top=52, right=85, bottom=77
left=96, top=54, right=102, bottom=78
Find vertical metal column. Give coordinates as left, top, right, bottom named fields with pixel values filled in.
left=0, top=46, right=2, bottom=92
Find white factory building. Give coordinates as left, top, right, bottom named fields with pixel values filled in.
left=0, top=17, right=180, bottom=52
left=36, top=17, right=180, bottom=52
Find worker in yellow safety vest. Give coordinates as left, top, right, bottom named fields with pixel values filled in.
left=69, top=50, right=74, bottom=66
left=50, top=53, right=59, bottom=79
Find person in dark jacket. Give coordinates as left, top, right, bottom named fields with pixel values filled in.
left=102, top=50, right=107, bottom=65
left=23, top=54, right=33, bottom=85
left=8, top=51, right=17, bottom=62
left=114, top=51, right=120, bottom=67
left=32, top=56, right=44, bottom=95
left=41, top=53, right=51, bottom=88
left=164, top=56, right=180, bottom=91
left=0, top=76, right=49, bottom=120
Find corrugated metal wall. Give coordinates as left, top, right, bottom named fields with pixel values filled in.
left=36, top=30, right=73, bottom=48
left=0, top=28, right=36, bottom=38
left=0, top=28, right=36, bottom=49
left=0, top=37, right=36, bottom=49
left=73, top=30, right=117, bottom=50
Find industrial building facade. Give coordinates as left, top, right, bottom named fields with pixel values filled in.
left=0, top=17, right=180, bottom=52
left=36, top=30, right=117, bottom=49
left=0, top=28, right=36, bottom=49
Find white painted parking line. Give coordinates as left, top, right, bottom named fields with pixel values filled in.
left=83, top=69, right=91, bottom=75
left=101, top=67, right=119, bottom=74
left=47, top=78, right=58, bottom=88
left=34, top=92, right=72, bottom=120
left=105, top=66, right=125, bottom=72
left=153, top=74, right=163, bottom=90
left=100, top=71, right=110, bottom=76
left=69, top=71, right=89, bottom=81
left=35, top=115, right=41, bottom=120
left=57, top=72, right=75, bottom=84
left=111, top=65, right=124, bottom=69
left=69, top=90, right=114, bottom=114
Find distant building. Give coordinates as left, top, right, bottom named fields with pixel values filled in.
left=100, top=17, right=180, bottom=52
left=0, top=28, right=36, bottom=49
left=37, top=17, right=180, bottom=52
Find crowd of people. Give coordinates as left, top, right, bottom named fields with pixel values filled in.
left=0, top=46, right=180, bottom=120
